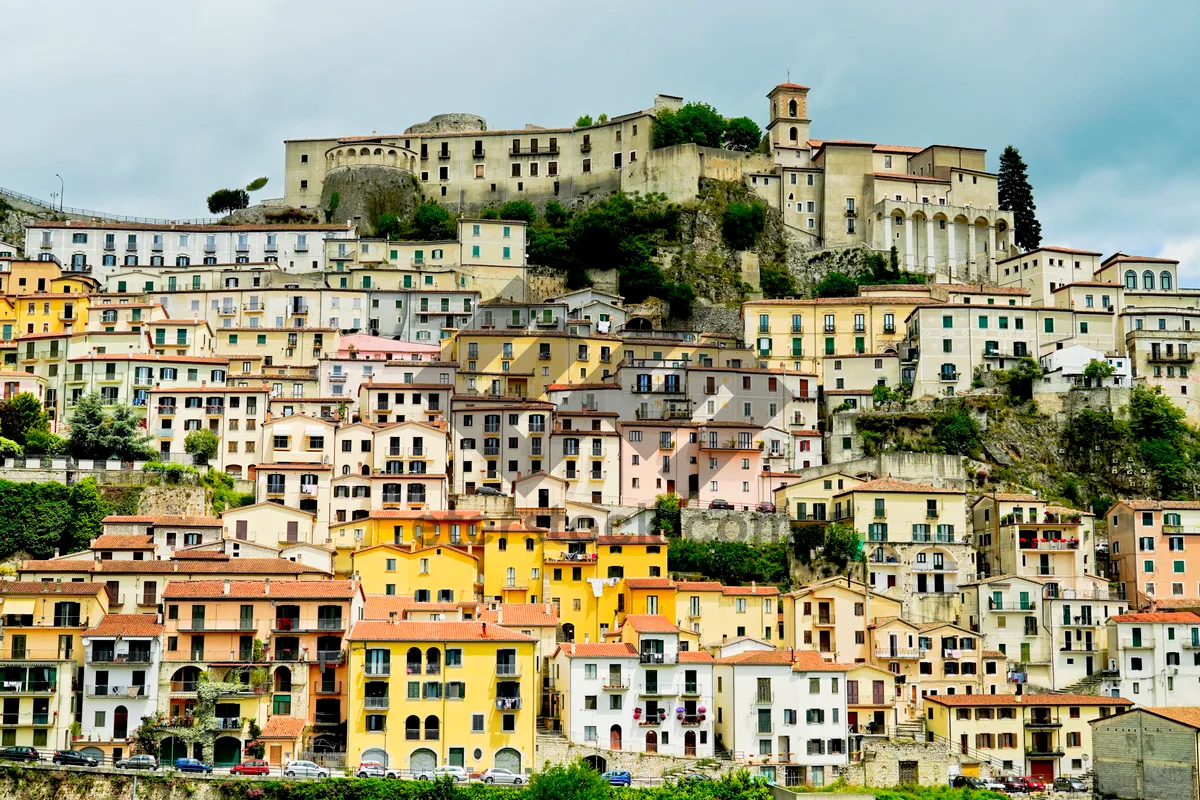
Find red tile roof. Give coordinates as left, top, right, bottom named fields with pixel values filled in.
left=678, top=650, right=715, bottom=663
left=722, top=586, right=780, bottom=596
left=91, top=534, right=154, bottom=550
left=1110, top=612, right=1200, bottom=624
left=0, top=581, right=105, bottom=596
left=557, top=642, right=639, bottom=658
left=84, top=614, right=163, bottom=637
left=347, top=620, right=533, bottom=643
left=1139, top=707, right=1200, bottom=729
left=597, top=535, right=668, bottom=546
left=1121, top=500, right=1200, bottom=511
left=927, top=694, right=1131, bottom=707
left=836, top=478, right=963, bottom=496
left=162, top=580, right=357, bottom=600
left=260, top=717, right=308, bottom=739
left=792, top=650, right=855, bottom=672
left=625, top=578, right=675, bottom=590
left=478, top=604, right=559, bottom=627
left=619, top=614, right=679, bottom=634
left=20, top=558, right=327, bottom=576
left=718, top=650, right=800, bottom=665
left=103, top=515, right=223, bottom=527
left=676, top=581, right=723, bottom=592
left=363, top=596, right=418, bottom=620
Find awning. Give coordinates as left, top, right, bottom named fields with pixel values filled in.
left=2, top=599, right=36, bottom=615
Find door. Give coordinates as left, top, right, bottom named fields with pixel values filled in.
left=667, top=479, right=675, bottom=494
left=1086, top=656, right=1094, bottom=676
left=270, top=745, right=282, bottom=765
left=1020, top=643, right=1031, bottom=663
left=410, top=749, right=436, bottom=774
left=610, top=725, right=622, bottom=751
left=1029, top=760, right=1054, bottom=781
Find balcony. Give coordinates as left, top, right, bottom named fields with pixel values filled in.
left=874, top=647, right=920, bottom=659
left=988, top=600, right=1036, bottom=612
left=1026, top=746, right=1066, bottom=758
left=103, top=240, right=115, bottom=251
left=364, top=697, right=389, bottom=710
left=126, top=242, right=139, bottom=252
left=364, top=665, right=391, bottom=677
left=939, top=372, right=959, bottom=382
left=314, top=712, right=341, bottom=726
left=814, top=613, right=835, bottom=626
left=178, top=619, right=258, bottom=633
left=1025, top=715, right=1062, bottom=729
left=0, top=681, right=56, bottom=695
left=510, top=146, right=560, bottom=156
left=753, top=692, right=775, bottom=705
left=495, top=663, right=521, bottom=677
left=1121, top=638, right=1153, bottom=649
left=87, top=684, right=146, bottom=698
left=265, top=242, right=278, bottom=253
left=638, top=684, right=676, bottom=697
left=205, top=406, right=225, bottom=416
left=1019, top=538, right=1080, bottom=551
left=204, top=242, right=217, bottom=253
left=89, top=652, right=152, bottom=665
left=680, top=715, right=704, bottom=727
left=603, top=681, right=627, bottom=691
left=639, top=652, right=674, bottom=665
left=495, top=697, right=522, bottom=711
left=1148, top=351, right=1195, bottom=363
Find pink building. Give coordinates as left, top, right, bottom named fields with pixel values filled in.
left=0, top=369, right=46, bottom=402
left=335, top=333, right=442, bottom=360
left=618, top=420, right=692, bottom=506
left=696, top=422, right=770, bottom=509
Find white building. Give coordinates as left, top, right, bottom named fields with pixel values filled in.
left=80, top=614, right=163, bottom=762
left=1038, top=344, right=1130, bottom=391
left=1108, top=611, right=1200, bottom=705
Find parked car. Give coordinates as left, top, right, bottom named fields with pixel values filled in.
left=0, top=746, right=40, bottom=763
left=602, top=770, right=633, bottom=786
left=980, top=777, right=1008, bottom=791
left=951, top=776, right=988, bottom=790
left=415, top=765, right=470, bottom=782
left=1000, top=776, right=1030, bottom=793
left=480, top=768, right=524, bottom=784
left=174, top=757, right=213, bottom=774
left=1054, top=777, right=1088, bottom=793
left=53, top=749, right=98, bottom=767
left=115, top=754, right=159, bottom=770
left=756, top=502, right=776, bottom=513
left=356, top=761, right=399, bottom=779
left=283, top=760, right=329, bottom=779
left=1023, top=776, right=1047, bottom=792
left=709, top=499, right=731, bottom=510
left=230, top=760, right=271, bottom=776
left=476, top=486, right=505, bottom=497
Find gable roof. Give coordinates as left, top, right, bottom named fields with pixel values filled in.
left=1110, top=611, right=1200, bottom=624
left=260, top=716, right=308, bottom=739
left=83, top=614, right=163, bottom=637
left=103, top=515, right=223, bottom=527
left=162, top=580, right=358, bottom=600
left=91, top=534, right=155, bottom=550
left=347, top=620, right=533, bottom=643
left=477, top=604, right=559, bottom=627
left=556, top=642, right=639, bottom=658
left=620, top=614, right=679, bottom=634
left=836, top=478, right=962, bottom=496
left=1137, top=707, right=1200, bottom=730
left=0, top=581, right=105, bottom=596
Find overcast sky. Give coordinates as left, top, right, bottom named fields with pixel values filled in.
left=3, top=1, right=1199, bottom=278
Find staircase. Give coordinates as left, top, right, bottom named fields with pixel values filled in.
left=1060, top=669, right=1118, bottom=696
left=894, top=719, right=926, bottom=742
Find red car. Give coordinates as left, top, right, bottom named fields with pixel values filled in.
left=230, top=760, right=271, bottom=776
left=1022, top=776, right=1046, bottom=792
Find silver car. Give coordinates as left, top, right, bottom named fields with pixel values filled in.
left=283, top=760, right=329, bottom=779
left=481, top=768, right=524, bottom=785
left=415, top=765, right=470, bottom=782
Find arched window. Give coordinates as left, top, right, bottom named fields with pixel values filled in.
left=789, top=126, right=798, bottom=142
left=1125, top=270, right=1137, bottom=289
left=425, top=647, right=441, bottom=674
left=424, top=715, right=440, bottom=739
left=1143, top=270, right=1155, bottom=290
left=406, top=647, right=422, bottom=673
left=176, top=256, right=189, bottom=267
left=525, top=537, right=534, bottom=552
left=1161, top=271, right=1173, bottom=291
left=788, top=99, right=798, bottom=117
left=405, top=715, right=420, bottom=740
left=497, top=537, right=507, bottom=552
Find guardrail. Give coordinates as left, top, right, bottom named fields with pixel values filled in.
left=0, top=185, right=219, bottom=225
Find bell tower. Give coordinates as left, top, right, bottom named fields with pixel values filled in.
left=767, top=83, right=811, bottom=151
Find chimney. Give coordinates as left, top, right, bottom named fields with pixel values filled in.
left=264, top=578, right=270, bottom=595
left=54, top=548, right=60, bottom=558
left=389, top=611, right=397, bottom=623
left=223, top=579, right=230, bottom=595
left=481, top=621, right=487, bottom=637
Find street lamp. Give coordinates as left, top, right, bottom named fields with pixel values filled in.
left=55, top=174, right=63, bottom=212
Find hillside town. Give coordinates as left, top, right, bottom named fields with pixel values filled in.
left=0, top=78, right=1198, bottom=800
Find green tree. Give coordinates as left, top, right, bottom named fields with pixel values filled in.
left=723, top=116, right=763, bottom=151
left=0, top=437, right=20, bottom=457
left=374, top=212, right=402, bottom=240
left=528, top=761, right=608, bottom=800
left=760, top=263, right=797, bottom=298
left=24, top=429, right=68, bottom=455
left=184, top=429, right=220, bottom=465
left=574, top=114, right=594, bottom=127
left=813, top=271, right=859, bottom=298
left=1082, top=359, right=1116, bottom=385
left=597, top=113, right=608, bottom=123
left=653, top=493, right=682, bottom=536
left=665, top=281, right=696, bottom=319
left=722, top=200, right=766, bottom=250
left=66, top=393, right=154, bottom=461
left=324, top=191, right=340, bottom=223
left=994, top=356, right=1042, bottom=401
left=414, top=202, right=455, bottom=239
left=998, top=145, right=1042, bottom=251
left=933, top=405, right=983, bottom=457
left=822, top=522, right=863, bottom=568
left=498, top=200, right=537, bottom=224
left=791, top=522, right=826, bottom=563
left=618, top=260, right=667, bottom=305
left=544, top=200, right=569, bottom=228
left=66, top=477, right=107, bottom=554
left=245, top=177, right=269, bottom=192
left=206, top=188, right=249, bottom=215
left=652, top=102, right=726, bottom=149
left=0, top=391, right=49, bottom=447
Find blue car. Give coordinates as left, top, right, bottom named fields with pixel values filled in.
left=602, top=770, right=632, bottom=786
left=174, top=757, right=213, bottom=773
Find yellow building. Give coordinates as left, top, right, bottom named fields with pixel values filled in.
left=351, top=543, right=481, bottom=602
left=925, top=693, right=1131, bottom=781
left=782, top=576, right=901, bottom=659
left=0, top=581, right=109, bottom=751
left=345, top=620, right=537, bottom=775
left=542, top=530, right=602, bottom=644
left=212, top=326, right=337, bottom=369
left=673, top=582, right=782, bottom=645
left=774, top=472, right=863, bottom=525
left=12, top=293, right=88, bottom=336
left=330, top=510, right=485, bottom=576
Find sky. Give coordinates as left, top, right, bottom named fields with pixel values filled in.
left=3, top=1, right=1200, bottom=278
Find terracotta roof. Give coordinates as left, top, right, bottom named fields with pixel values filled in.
left=260, top=717, right=308, bottom=739
left=171, top=550, right=230, bottom=560
left=742, top=296, right=938, bottom=308
left=982, top=650, right=1007, bottom=659
left=1149, top=599, right=1200, bottom=609
left=543, top=531, right=597, bottom=542
left=557, top=642, right=638, bottom=658
left=946, top=285, right=1031, bottom=296
left=597, top=535, right=668, bottom=546
left=347, top=620, right=533, bottom=643
left=162, top=580, right=357, bottom=600
left=83, top=614, right=163, bottom=637
left=678, top=650, right=715, bottom=663
left=30, top=221, right=346, bottom=233
left=971, top=494, right=1043, bottom=505
left=103, top=515, right=223, bottom=527
left=1139, top=707, right=1200, bottom=730
left=722, top=586, right=780, bottom=596
left=1110, top=612, right=1200, bottom=624
left=926, top=694, right=1131, bottom=707
left=794, top=650, right=855, bottom=671
left=546, top=383, right=620, bottom=391
left=676, top=581, right=723, bottom=592
left=1102, top=252, right=1179, bottom=266
left=625, top=578, right=675, bottom=590
left=771, top=82, right=810, bottom=91
left=20, top=558, right=327, bottom=576
left=363, top=596, right=418, bottom=620
left=717, top=650, right=799, bottom=666
left=620, top=614, right=679, bottom=634
left=837, top=478, right=963, bottom=496
left=478, top=604, right=559, bottom=627
left=91, top=534, right=154, bottom=550
left=149, top=385, right=271, bottom=394
left=0, top=581, right=105, bottom=596
left=1121, top=500, right=1200, bottom=511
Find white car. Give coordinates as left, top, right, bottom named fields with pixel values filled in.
left=415, top=765, right=470, bottom=782
left=355, top=761, right=398, bottom=779
left=283, top=760, right=329, bottom=779
left=481, top=768, right=524, bottom=785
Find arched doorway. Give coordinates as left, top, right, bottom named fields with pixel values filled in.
left=159, top=737, right=188, bottom=762
left=494, top=748, right=521, bottom=773
left=609, top=724, right=622, bottom=751
left=213, top=736, right=243, bottom=767
left=561, top=623, right=575, bottom=643
left=625, top=317, right=652, bottom=332
left=424, top=715, right=439, bottom=740
left=684, top=730, right=696, bottom=756
left=170, top=665, right=202, bottom=691
left=410, top=748, right=436, bottom=774
left=583, top=755, right=607, bottom=773
left=275, top=666, right=292, bottom=692
left=113, top=705, right=128, bottom=740
left=362, top=747, right=389, bottom=767
left=645, top=730, right=658, bottom=753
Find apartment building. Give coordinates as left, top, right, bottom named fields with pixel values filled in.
left=10, top=292, right=87, bottom=336
left=548, top=410, right=621, bottom=506
left=99, top=514, right=224, bottom=558
left=64, top=353, right=228, bottom=411
left=781, top=576, right=901, bottom=660
left=996, top=246, right=1105, bottom=305
left=85, top=299, right=168, bottom=333
left=147, top=384, right=270, bottom=474
left=320, top=335, right=443, bottom=400
left=358, top=374, right=454, bottom=426
left=674, top=582, right=783, bottom=646
left=925, top=694, right=1131, bottom=782
left=1037, top=344, right=1130, bottom=391
left=345, top=620, right=537, bottom=774
left=452, top=396, right=556, bottom=495
left=713, top=649, right=851, bottom=787
left=79, top=614, right=163, bottom=762
left=25, top=221, right=353, bottom=282
left=1108, top=499, right=1200, bottom=604
left=1107, top=611, right=1200, bottom=705
left=213, top=327, right=337, bottom=372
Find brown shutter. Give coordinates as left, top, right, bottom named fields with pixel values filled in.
left=236, top=520, right=247, bottom=540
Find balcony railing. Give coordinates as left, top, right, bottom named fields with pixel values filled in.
left=874, top=647, right=920, bottom=659
left=89, top=652, right=152, bottom=665
left=312, top=681, right=342, bottom=695
left=87, top=684, right=146, bottom=697
left=988, top=600, right=1036, bottom=611
left=178, top=619, right=258, bottom=632
left=495, top=697, right=522, bottom=710
left=0, top=681, right=55, bottom=694
left=364, top=665, right=391, bottom=677
left=495, top=664, right=521, bottom=677
left=364, top=697, right=389, bottom=710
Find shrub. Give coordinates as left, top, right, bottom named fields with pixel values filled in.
left=760, top=263, right=797, bottom=298
left=414, top=202, right=455, bottom=239
left=721, top=201, right=766, bottom=250
left=184, top=429, right=220, bottom=464
left=374, top=212, right=403, bottom=240
left=812, top=272, right=858, bottom=298
left=544, top=201, right=569, bottom=228
left=498, top=200, right=537, bottom=224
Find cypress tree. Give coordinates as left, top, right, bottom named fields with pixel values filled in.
left=998, top=145, right=1042, bottom=251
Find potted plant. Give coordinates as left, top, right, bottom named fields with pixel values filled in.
left=70, top=721, right=82, bottom=741
left=633, top=707, right=642, bottom=720
left=676, top=706, right=686, bottom=721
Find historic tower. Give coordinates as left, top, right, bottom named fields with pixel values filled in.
left=766, top=83, right=811, bottom=152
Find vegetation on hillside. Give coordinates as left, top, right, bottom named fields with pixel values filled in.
left=652, top=102, right=762, bottom=153
left=812, top=247, right=925, bottom=298
left=998, top=145, right=1042, bottom=251
left=0, top=477, right=107, bottom=559
left=668, top=538, right=790, bottom=587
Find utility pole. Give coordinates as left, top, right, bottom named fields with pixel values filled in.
left=55, top=174, right=64, bottom=212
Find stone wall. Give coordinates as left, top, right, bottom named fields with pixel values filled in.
left=688, top=305, right=743, bottom=337
left=137, top=486, right=210, bottom=517
left=681, top=508, right=791, bottom=544
left=535, top=735, right=728, bottom=779
left=526, top=266, right=569, bottom=302
left=404, top=113, right=487, bottom=135
left=842, top=739, right=953, bottom=787
left=589, top=269, right=619, bottom=296
left=319, top=164, right=423, bottom=232
left=794, top=453, right=965, bottom=489
left=1035, top=386, right=1133, bottom=422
